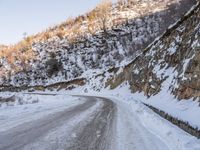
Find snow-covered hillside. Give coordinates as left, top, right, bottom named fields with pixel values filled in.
left=0, top=0, right=196, bottom=87
left=1, top=0, right=200, bottom=147
left=106, top=1, right=200, bottom=100
left=89, top=0, right=200, bottom=132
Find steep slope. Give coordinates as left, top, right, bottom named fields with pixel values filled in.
left=61, top=1, right=200, bottom=136
left=0, top=0, right=196, bottom=87
left=106, top=1, right=200, bottom=100
left=91, top=1, right=200, bottom=131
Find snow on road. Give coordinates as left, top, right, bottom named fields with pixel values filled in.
left=0, top=92, right=199, bottom=150
left=114, top=99, right=170, bottom=150
left=0, top=94, right=83, bottom=132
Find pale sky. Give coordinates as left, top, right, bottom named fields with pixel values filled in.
left=0, top=0, right=102, bottom=45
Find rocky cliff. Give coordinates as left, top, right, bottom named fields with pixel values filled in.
left=105, top=1, right=200, bottom=100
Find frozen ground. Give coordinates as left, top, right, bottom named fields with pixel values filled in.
left=0, top=93, right=83, bottom=132
left=0, top=92, right=200, bottom=150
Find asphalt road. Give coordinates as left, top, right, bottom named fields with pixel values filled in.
left=0, top=96, right=116, bottom=150
left=0, top=96, right=169, bottom=150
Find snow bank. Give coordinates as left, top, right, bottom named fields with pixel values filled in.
left=60, top=83, right=200, bottom=149
left=0, top=93, right=83, bottom=132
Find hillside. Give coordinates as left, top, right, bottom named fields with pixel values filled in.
left=106, top=0, right=200, bottom=100
left=1, top=0, right=200, bottom=148
left=87, top=0, right=200, bottom=131
left=0, top=0, right=196, bottom=87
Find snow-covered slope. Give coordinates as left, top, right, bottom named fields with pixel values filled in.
left=93, top=1, right=200, bottom=130
left=107, top=1, right=200, bottom=100
left=0, top=0, right=200, bottom=145
left=1, top=92, right=200, bottom=150
left=0, top=0, right=196, bottom=87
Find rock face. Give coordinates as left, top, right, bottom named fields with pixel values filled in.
left=0, top=0, right=196, bottom=87
left=106, top=1, right=200, bottom=100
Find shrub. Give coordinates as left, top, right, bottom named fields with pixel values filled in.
left=45, top=53, right=62, bottom=77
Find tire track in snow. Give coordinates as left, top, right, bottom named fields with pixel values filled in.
left=0, top=98, right=99, bottom=150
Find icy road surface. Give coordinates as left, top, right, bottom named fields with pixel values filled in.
left=0, top=95, right=170, bottom=150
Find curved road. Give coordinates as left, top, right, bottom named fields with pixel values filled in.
left=0, top=96, right=170, bottom=150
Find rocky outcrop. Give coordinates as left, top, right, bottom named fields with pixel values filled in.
left=0, top=78, right=86, bottom=92
left=106, top=1, right=200, bottom=100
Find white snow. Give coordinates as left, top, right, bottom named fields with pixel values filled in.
left=179, top=54, right=195, bottom=80
left=22, top=99, right=103, bottom=150
left=0, top=93, right=83, bottom=132
left=1, top=83, right=200, bottom=150
left=168, top=45, right=177, bottom=55
left=58, top=83, right=200, bottom=150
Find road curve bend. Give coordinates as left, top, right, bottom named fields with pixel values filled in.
left=0, top=95, right=170, bottom=150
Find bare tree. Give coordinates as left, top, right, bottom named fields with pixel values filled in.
left=96, top=0, right=112, bottom=32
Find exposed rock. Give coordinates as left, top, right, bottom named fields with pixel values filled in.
left=106, top=1, right=200, bottom=100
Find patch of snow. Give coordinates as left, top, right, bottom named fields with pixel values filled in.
left=0, top=93, right=83, bottom=132
left=62, top=84, right=200, bottom=150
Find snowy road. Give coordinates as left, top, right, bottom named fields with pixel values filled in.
left=0, top=95, right=170, bottom=150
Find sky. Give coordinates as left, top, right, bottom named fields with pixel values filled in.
left=0, top=0, right=102, bottom=45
